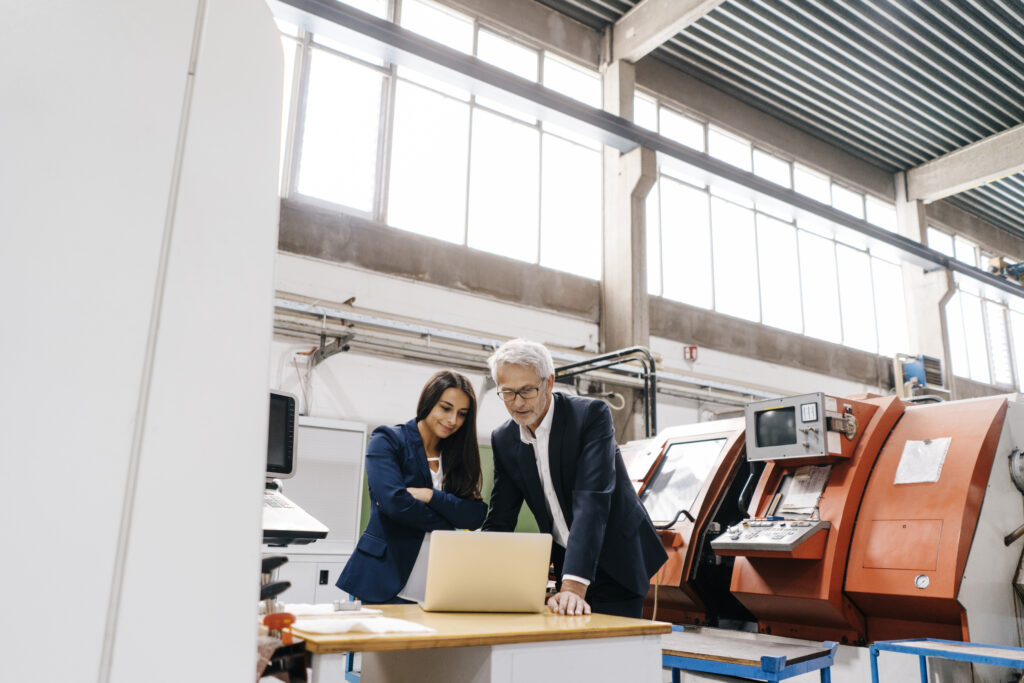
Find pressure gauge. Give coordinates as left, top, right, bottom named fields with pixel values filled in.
left=914, top=574, right=930, bottom=589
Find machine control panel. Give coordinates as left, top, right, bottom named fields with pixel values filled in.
left=710, top=518, right=831, bottom=553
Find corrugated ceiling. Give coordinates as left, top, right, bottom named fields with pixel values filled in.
left=536, top=0, right=1024, bottom=241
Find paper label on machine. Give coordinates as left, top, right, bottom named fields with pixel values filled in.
left=894, top=437, right=950, bottom=484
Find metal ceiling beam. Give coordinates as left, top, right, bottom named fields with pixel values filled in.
left=907, top=122, right=1024, bottom=203
left=612, top=0, right=725, bottom=63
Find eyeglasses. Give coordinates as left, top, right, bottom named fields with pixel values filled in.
left=496, top=384, right=543, bottom=403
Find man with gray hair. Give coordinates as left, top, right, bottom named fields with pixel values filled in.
left=483, top=339, right=666, bottom=618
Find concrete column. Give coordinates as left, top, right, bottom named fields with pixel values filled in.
left=601, top=58, right=657, bottom=440
left=894, top=171, right=955, bottom=389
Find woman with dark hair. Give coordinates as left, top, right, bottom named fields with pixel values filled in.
left=336, top=370, right=486, bottom=604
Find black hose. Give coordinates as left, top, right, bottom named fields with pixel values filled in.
left=654, top=507, right=695, bottom=530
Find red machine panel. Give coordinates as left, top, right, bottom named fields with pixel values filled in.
left=628, top=419, right=748, bottom=625
left=845, top=397, right=1007, bottom=642
left=728, top=395, right=904, bottom=644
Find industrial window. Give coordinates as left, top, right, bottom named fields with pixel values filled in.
left=388, top=80, right=470, bottom=243
left=297, top=47, right=384, bottom=213
left=278, top=0, right=603, bottom=281
left=643, top=100, right=905, bottom=356
left=756, top=213, right=802, bottom=333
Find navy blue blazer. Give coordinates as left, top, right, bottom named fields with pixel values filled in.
left=483, top=392, right=667, bottom=597
left=336, top=418, right=487, bottom=603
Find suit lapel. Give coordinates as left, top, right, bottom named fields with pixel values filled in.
left=548, top=393, right=569, bottom=521
left=406, top=421, right=432, bottom=486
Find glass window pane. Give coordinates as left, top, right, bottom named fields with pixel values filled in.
left=400, top=0, right=473, bottom=53
left=708, top=126, right=752, bottom=172
left=634, top=93, right=658, bottom=131
left=540, top=135, right=601, bottom=279
left=659, top=107, right=704, bottom=151
left=947, top=292, right=970, bottom=378
left=753, top=149, right=791, bottom=188
left=467, top=109, right=540, bottom=262
left=640, top=438, right=727, bottom=522
left=646, top=181, right=662, bottom=296
left=477, top=29, right=537, bottom=80
left=798, top=231, right=842, bottom=343
left=278, top=36, right=298, bottom=195
left=866, top=196, right=897, bottom=232
left=872, top=258, right=909, bottom=357
left=661, top=178, right=712, bottom=309
left=757, top=214, right=802, bottom=333
left=297, top=49, right=382, bottom=211
left=987, top=301, right=1013, bottom=386
left=927, top=226, right=955, bottom=256
left=542, top=53, right=600, bottom=108
left=836, top=245, right=877, bottom=352
left=475, top=32, right=539, bottom=123
left=831, top=183, right=865, bottom=219
left=794, top=164, right=830, bottom=204
left=961, top=292, right=991, bottom=383
left=388, top=80, right=470, bottom=242
left=955, top=235, right=978, bottom=267
left=711, top=197, right=759, bottom=321
left=1011, top=311, right=1024, bottom=391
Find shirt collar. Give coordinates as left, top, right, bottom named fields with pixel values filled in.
left=518, top=393, right=555, bottom=444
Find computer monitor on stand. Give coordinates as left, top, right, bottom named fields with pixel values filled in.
left=262, top=390, right=328, bottom=546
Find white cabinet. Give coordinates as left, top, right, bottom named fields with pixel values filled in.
left=264, top=416, right=366, bottom=603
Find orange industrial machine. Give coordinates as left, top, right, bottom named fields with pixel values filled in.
left=845, top=396, right=1014, bottom=644
left=625, top=419, right=751, bottom=625
left=712, top=392, right=904, bottom=643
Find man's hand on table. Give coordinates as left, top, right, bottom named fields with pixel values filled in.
left=547, top=578, right=591, bottom=616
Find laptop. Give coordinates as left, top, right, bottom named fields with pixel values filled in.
left=420, top=531, right=552, bottom=613
left=262, top=488, right=329, bottom=546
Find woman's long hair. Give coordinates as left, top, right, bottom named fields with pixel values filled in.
left=416, top=370, right=482, bottom=500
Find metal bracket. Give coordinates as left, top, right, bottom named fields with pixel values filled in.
left=309, top=316, right=354, bottom=368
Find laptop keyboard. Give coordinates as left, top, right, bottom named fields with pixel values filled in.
left=264, top=491, right=294, bottom=509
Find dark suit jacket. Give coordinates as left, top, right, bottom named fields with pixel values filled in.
left=336, top=419, right=487, bottom=603
left=483, top=393, right=667, bottom=597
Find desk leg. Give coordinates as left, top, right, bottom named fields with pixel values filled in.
left=819, top=666, right=831, bottom=683
left=869, top=646, right=880, bottom=683
left=918, top=655, right=927, bottom=683
left=310, top=652, right=351, bottom=683
left=671, top=669, right=680, bottom=683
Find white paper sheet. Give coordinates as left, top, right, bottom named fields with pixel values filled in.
left=894, top=437, right=951, bottom=484
left=780, top=465, right=831, bottom=514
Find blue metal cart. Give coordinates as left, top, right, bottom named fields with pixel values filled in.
left=662, top=625, right=838, bottom=682
left=869, top=638, right=1024, bottom=682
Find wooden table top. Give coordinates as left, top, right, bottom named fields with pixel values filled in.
left=662, top=629, right=832, bottom=667
left=291, top=604, right=671, bottom=654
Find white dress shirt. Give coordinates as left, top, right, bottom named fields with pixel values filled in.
left=519, top=398, right=590, bottom=588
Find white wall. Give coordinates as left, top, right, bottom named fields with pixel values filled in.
left=271, top=255, right=887, bottom=439
left=1, top=1, right=282, bottom=680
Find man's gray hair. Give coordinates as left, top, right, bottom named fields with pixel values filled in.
left=487, top=339, right=554, bottom=380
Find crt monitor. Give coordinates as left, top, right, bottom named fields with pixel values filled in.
left=267, top=390, right=298, bottom=479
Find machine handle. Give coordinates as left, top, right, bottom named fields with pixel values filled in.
left=261, top=555, right=289, bottom=574
left=260, top=580, right=291, bottom=601
left=1004, top=521, right=1024, bottom=547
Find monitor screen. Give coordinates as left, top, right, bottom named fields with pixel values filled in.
left=640, top=438, right=727, bottom=524
left=755, top=406, right=796, bottom=448
left=267, top=391, right=297, bottom=479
